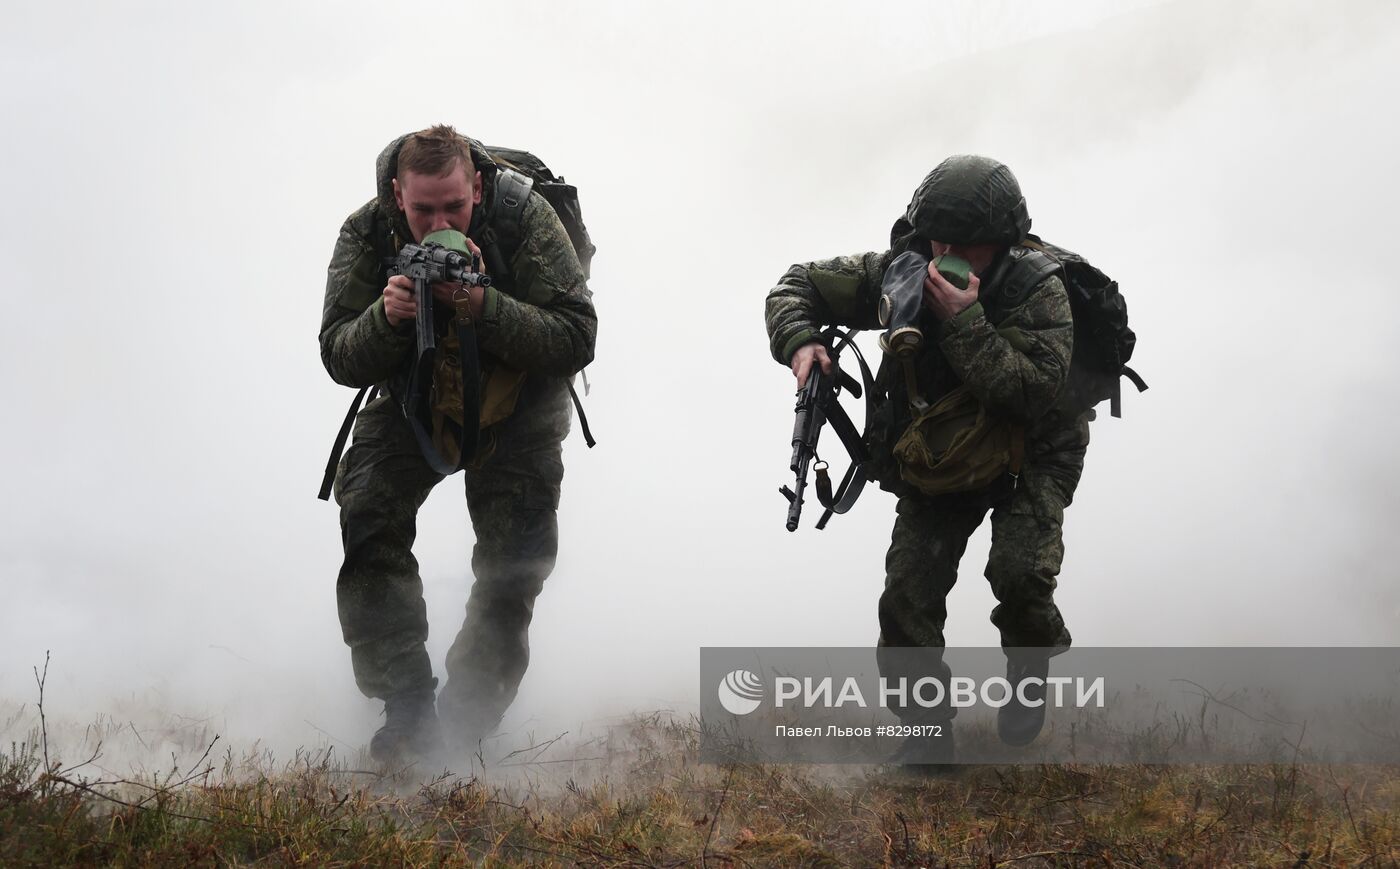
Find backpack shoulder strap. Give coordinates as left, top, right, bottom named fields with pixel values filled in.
left=994, top=245, right=1062, bottom=308
left=475, top=167, right=534, bottom=283
left=318, top=385, right=377, bottom=500
left=483, top=164, right=599, bottom=449
left=491, top=167, right=535, bottom=252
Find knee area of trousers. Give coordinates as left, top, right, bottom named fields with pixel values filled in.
left=468, top=582, right=546, bottom=611
left=987, top=534, right=1063, bottom=587
left=986, top=571, right=1060, bottom=612
left=992, top=600, right=1069, bottom=646
left=471, top=551, right=557, bottom=581
left=340, top=518, right=416, bottom=559
left=467, top=565, right=551, bottom=601
left=338, top=493, right=400, bottom=534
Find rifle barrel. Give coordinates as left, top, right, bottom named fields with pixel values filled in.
left=786, top=468, right=806, bottom=532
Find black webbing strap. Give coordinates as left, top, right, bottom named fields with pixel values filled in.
left=815, top=460, right=866, bottom=530
left=1124, top=365, right=1148, bottom=393
left=567, top=381, right=596, bottom=448
left=1110, top=365, right=1149, bottom=419
left=457, top=319, right=482, bottom=440
left=813, top=328, right=877, bottom=530
left=318, top=385, right=377, bottom=501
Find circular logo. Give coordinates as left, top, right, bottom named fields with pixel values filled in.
left=717, top=669, right=764, bottom=715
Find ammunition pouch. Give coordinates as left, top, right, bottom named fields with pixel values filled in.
left=892, top=386, right=1025, bottom=496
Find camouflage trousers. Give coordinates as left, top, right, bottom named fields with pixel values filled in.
left=333, top=378, right=570, bottom=740
left=877, top=445, right=1085, bottom=722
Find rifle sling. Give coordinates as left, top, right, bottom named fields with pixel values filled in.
left=813, top=393, right=870, bottom=517
left=816, top=460, right=867, bottom=530
left=821, top=390, right=867, bottom=465
left=811, top=326, right=876, bottom=529
left=407, top=316, right=482, bottom=476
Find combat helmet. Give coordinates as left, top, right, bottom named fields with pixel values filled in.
left=902, top=155, right=1031, bottom=246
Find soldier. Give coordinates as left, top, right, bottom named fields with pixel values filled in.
left=765, top=155, right=1089, bottom=763
left=320, top=125, right=596, bottom=761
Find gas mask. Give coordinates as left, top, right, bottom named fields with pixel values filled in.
left=878, top=251, right=972, bottom=356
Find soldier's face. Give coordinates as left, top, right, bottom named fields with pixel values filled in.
left=393, top=161, right=483, bottom=242
left=931, top=240, right=1001, bottom=274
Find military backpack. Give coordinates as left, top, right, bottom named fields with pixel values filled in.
left=1020, top=234, right=1146, bottom=418
left=482, top=146, right=597, bottom=280
left=482, top=145, right=598, bottom=444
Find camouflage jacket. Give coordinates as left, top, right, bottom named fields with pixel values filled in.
left=765, top=245, right=1085, bottom=493
left=319, top=135, right=596, bottom=412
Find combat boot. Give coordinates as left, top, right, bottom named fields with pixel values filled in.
left=998, top=651, right=1051, bottom=746
left=369, top=691, right=444, bottom=763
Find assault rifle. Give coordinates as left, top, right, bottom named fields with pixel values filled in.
left=779, top=328, right=875, bottom=532
left=390, top=230, right=491, bottom=475
left=316, top=230, right=491, bottom=500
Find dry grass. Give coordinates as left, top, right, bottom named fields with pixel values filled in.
left=3, top=705, right=1399, bottom=867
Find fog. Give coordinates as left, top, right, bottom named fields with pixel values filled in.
left=2, top=0, right=1397, bottom=762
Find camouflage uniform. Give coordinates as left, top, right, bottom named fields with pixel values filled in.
left=320, top=134, right=596, bottom=740
left=764, top=158, right=1089, bottom=724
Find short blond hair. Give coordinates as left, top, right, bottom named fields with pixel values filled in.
left=396, top=124, right=474, bottom=179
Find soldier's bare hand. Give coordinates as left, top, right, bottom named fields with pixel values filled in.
left=383, top=274, right=417, bottom=327
left=791, top=341, right=834, bottom=389
left=923, top=265, right=981, bottom=321
left=464, top=236, right=485, bottom=272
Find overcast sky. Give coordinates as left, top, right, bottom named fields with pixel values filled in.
left=2, top=0, right=1397, bottom=762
